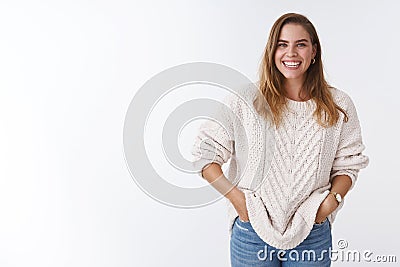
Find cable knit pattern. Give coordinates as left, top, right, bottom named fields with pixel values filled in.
left=191, top=84, right=369, bottom=249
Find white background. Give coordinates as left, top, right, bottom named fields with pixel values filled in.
left=1, top=0, right=399, bottom=266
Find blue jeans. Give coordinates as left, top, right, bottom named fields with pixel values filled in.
left=230, top=216, right=332, bottom=266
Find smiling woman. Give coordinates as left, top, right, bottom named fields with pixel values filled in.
left=192, top=12, right=369, bottom=267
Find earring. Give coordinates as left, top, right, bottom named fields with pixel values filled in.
left=311, top=58, right=316, bottom=64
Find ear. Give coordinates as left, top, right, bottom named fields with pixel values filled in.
left=312, top=44, right=317, bottom=58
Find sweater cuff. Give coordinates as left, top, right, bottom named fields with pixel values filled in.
left=192, top=159, right=223, bottom=178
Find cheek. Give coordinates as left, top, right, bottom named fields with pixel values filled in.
left=301, top=49, right=313, bottom=59
left=274, top=52, right=282, bottom=64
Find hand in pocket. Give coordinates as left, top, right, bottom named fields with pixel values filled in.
left=315, top=193, right=339, bottom=223
left=227, top=187, right=249, bottom=222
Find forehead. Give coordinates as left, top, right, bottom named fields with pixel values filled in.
left=278, top=23, right=310, bottom=41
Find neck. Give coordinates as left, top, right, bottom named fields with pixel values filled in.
left=284, top=77, right=309, bottom=101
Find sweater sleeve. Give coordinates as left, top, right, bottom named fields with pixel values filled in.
left=191, top=95, right=236, bottom=178
left=330, top=95, right=369, bottom=190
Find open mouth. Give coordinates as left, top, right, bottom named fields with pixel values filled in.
left=283, top=61, right=301, bottom=69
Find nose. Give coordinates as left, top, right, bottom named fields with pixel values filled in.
left=287, top=45, right=297, bottom=57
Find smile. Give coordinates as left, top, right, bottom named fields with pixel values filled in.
left=283, top=61, right=301, bottom=69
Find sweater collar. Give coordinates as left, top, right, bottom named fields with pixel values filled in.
left=285, top=97, right=315, bottom=113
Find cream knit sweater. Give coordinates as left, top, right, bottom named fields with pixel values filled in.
left=191, top=84, right=369, bottom=250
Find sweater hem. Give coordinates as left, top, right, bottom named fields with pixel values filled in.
left=227, top=187, right=333, bottom=250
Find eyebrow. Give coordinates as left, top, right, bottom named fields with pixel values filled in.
left=278, top=39, right=309, bottom=43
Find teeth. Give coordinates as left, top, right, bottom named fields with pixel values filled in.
left=284, top=62, right=300, bottom=67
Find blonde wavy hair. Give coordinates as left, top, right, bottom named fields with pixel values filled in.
left=254, top=13, right=348, bottom=127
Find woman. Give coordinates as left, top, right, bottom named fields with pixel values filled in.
left=192, top=13, right=369, bottom=266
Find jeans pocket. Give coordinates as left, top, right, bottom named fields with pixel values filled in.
left=238, top=217, right=250, bottom=223
left=313, top=218, right=328, bottom=229
left=234, top=216, right=251, bottom=231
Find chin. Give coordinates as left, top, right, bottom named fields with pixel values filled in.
left=283, top=74, right=303, bottom=80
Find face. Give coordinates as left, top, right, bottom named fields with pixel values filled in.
left=274, top=23, right=316, bottom=82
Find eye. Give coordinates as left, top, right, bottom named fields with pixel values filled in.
left=277, top=43, right=287, bottom=48
left=297, top=43, right=306, bottom=47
